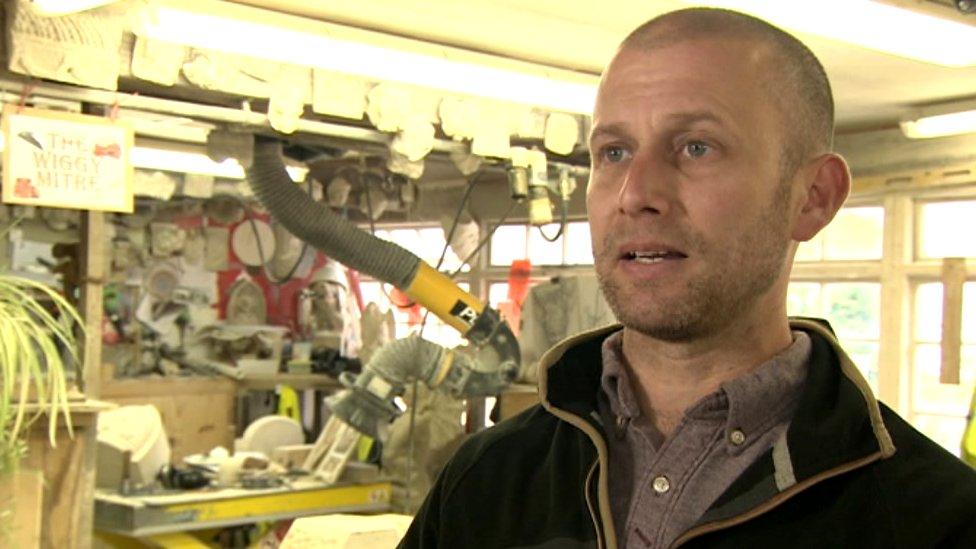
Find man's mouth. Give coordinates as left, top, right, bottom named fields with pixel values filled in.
left=623, top=250, right=688, bottom=264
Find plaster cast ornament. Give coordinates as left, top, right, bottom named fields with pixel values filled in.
left=6, top=0, right=126, bottom=90
left=390, top=116, right=435, bottom=162
left=366, top=83, right=440, bottom=133
left=144, top=262, right=180, bottom=301
left=110, top=238, right=141, bottom=273
left=150, top=222, right=186, bottom=257
left=206, top=130, right=254, bottom=169
left=130, top=35, right=186, bottom=86
left=269, top=222, right=311, bottom=280
left=449, top=150, right=483, bottom=176
left=268, top=68, right=311, bottom=134
left=133, top=170, right=178, bottom=200
left=326, top=174, right=353, bottom=207
left=441, top=213, right=480, bottom=264
left=181, top=50, right=274, bottom=97
left=40, top=207, right=80, bottom=231
left=182, top=228, right=205, bottom=266
left=386, top=152, right=424, bottom=180
left=204, top=195, right=245, bottom=225
left=203, top=226, right=230, bottom=272
left=181, top=173, right=214, bottom=199
left=359, top=183, right=390, bottom=220
left=225, top=278, right=267, bottom=325
left=543, top=113, right=581, bottom=156
left=312, top=70, right=370, bottom=120
left=439, top=97, right=480, bottom=141
left=116, top=206, right=153, bottom=228
left=231, top=219, right=276, bottom=267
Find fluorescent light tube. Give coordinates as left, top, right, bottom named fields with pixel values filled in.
left=135, top=0, right=598, bottom=114
left=901, top=109, right=976, bottom=139
left=687, top=0, right=976, bottom=67
left=130, top=147, right=308, bottom=181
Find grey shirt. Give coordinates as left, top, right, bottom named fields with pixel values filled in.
left=597, top=330, right=811, bottom=549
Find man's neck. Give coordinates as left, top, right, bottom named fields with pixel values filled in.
left=620, top=312, right=793, bottom=438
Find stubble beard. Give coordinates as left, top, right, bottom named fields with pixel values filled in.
left=595, top=183, right=793, bottom=342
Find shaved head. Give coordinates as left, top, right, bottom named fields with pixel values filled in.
left=620, top=8, right=834, bottom=176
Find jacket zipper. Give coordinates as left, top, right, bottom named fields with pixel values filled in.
left=669, top=450, right=885, bottom=547
left=584, top=459, right=604, bottom=549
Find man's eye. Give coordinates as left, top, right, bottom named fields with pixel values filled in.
left=601, top=145, right=629, bottom=163
left=683, top=141, right=711, bottom=159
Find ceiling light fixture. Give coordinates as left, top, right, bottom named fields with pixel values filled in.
left=134, top=0, right=598, bottom=114
left=687, top=0, right=976, bottom=67
left=900, top=102, right=976, bottom=139
left=129, top=146, right=308, bottom=181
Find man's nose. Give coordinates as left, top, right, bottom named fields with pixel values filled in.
left=617, top=151, right=671, bottom=216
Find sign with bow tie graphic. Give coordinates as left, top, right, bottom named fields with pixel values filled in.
left=2, top=105, right=133, bottom=212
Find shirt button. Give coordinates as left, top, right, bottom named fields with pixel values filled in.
left=652, top=476, right=671, bottom=494
left=729, top=429, right=746, bottom=446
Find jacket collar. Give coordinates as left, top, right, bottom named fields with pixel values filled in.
left=537, top=318, right=896, bottom=483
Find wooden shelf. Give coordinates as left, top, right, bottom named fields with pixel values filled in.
left=235, top=373, right=343, bottom=391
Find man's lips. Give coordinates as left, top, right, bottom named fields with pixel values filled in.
left=617, top=242, right=688, bottom=264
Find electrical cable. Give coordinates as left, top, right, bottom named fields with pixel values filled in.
left=213, top=185, right=311, bottom=285
left=449, top=201, right=518, bottom=280
left=537, top=194, right=567, bottom=242
left=419, top=171, right=483, bottom=335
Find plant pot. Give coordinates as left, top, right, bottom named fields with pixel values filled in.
left=0, top=469, right=43, bottom=548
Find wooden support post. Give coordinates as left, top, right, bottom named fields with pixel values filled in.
left=77, top=210, right=105, bottom=549
left=80, top=210, right=105, bottom=399
left=940, top=258, right=966, bottom=384
left=878, top=195, right=913, bottom=415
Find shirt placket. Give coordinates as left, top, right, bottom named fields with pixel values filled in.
left=625, top=414, right=725, bottom=549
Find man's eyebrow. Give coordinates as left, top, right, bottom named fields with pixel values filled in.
left=662, top=110, right=728, bottom=128
left=588, top=123, right=630, bottom=144
left=590, top=111, right=729, bottom=144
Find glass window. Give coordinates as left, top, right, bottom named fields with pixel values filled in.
left=912, top=344, right=976, bottom=417
left=488, top=283, right=510, bottom=308
left=822, top=207, right=884, bottom=260
left=489, top=225, right=528, bottom=266
left=912, top=414, right=968, bottom=457
left=911, top=282, right=976, bottom=456
left=794, top=206, right=884, bottom=262
left=917, top=200, right=976, bottom=259
left=564, top=222, right=594, bottom=265
left=373, top=227, right=469, bottom=273
left=358, top=280, right=469, bottom=348
left=823, top=283, right=881, bottom=340
left=527, top=225, right=564, bottom=265
left=794, top=232, right=824, bottom=262
left=786, top=282, right=882, bottom=392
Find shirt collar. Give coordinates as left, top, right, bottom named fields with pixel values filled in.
left=599, top=330, right=811, bottom=442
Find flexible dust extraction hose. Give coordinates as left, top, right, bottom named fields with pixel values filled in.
left=328, top=335, right=516, bottom=440
left=246, top=138, right=520, bottom=367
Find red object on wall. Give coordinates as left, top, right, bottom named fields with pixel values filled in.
left=204, top=211, right=327, bottom=333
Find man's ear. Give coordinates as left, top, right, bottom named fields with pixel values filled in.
left=792, top=153, right=851, bottom=242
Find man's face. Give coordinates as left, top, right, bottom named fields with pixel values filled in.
left=587, top=38, right=799, bottom=341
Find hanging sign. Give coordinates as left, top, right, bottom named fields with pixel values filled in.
left=2, top=105, right=134, bottom=212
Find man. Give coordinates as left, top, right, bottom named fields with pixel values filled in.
left=400, top=8, right=976, bottom=548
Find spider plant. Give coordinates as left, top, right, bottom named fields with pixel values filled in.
left=0, top=272, right=84, bottom=475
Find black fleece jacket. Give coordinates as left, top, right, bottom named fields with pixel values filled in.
left=400, top=320, right=976, bottom=548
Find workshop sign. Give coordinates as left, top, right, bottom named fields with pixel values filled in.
left=2, top=105, right=134, bottom=212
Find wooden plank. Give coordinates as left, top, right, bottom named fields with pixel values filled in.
left=101, top=377, right=237, bottom=399
left=877, top=195, right=913, bottom=415
left=940, top=258, right=966, bottom=384
left=23, top=418, right=95, bottom=548
left=80, top=210, right=106, bottom=399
